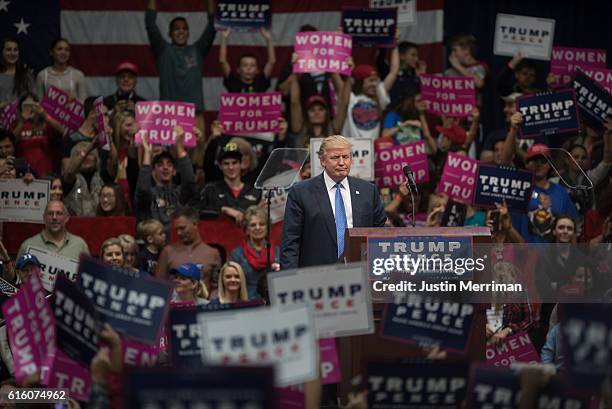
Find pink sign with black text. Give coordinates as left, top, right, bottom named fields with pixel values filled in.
left=0, top=101, right=17, bottom=130
left=293, top=32, right=352, bottom=75
left=41, top=350, right=92, bottom=402
left=374, top=141, right=430, bottom=189
left=1, top=273, right=55, bottom=384
left=41, top=85, right=84, bottom=132
left=135, top=101, right=196, bottom=147
left=438, top=152, right=479, bottom=204
left=219, top=92, right=282, bottom=135
left=550, top=46, right=607, bottom=87
left=485, top=332, right=540, bottom=367
left=420, top=74, right=476, bottom=117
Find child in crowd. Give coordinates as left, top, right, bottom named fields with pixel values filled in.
left=219, top=28, right=276, bottom=93
left=444, top=34, right=487, bottom=105
left=136, top=219, right=166, bottom=275
left=378, top=41, right=427, bottom=108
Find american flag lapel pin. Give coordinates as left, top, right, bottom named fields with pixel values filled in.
left=355, top=190, right=360, bottom=195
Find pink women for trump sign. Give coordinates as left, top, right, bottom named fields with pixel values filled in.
left=420, top=74, right=476, bottom=117
left=135, top=101, right=196, bottom=147
left=550, top=46, right=607, bottom=87
left=293, top=32, right=352, bottom=75
left=41, top=85, right=84, bottom=132
left=374, top=141, right=430, bottom=189
left=219, top=92, right=282, bottom=135
left=437, top=152, right=478, bottom=204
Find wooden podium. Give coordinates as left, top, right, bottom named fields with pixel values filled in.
left=337, top=226, right=491, bottom=398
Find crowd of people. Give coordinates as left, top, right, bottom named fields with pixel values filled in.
left=0, top=1, right=610, bottom=408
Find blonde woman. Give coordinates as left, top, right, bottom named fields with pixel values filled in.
left=117, top=234, right=138, bottom=272
left=169, top=263, right=209, bottom=305
left=213, top=261, right=249, bottom=305
left=100, top=238, right=124, bottom=267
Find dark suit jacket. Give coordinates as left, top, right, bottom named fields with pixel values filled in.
left=280, top=173, right=387, bottom=269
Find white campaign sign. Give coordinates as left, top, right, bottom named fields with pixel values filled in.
left=0, top=179, right=49, bottom=223
left=197, top=305, right=317, bottom=387
left=370, top=0, right=416, bottom=25
left=269, top=188, right=289, bottom=224
left=267, top=263, right=374, bottom=338
left=311, top=137, right=375, bottom=181
left=493, top=14, right=556, bottom=61
left=27, top=247, right=79, bottom=292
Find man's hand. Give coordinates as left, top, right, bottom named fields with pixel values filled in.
left=448, top=51, right=462, bottom=70
left=546, top=72, right=559, bottom=87
left=221, top=206, right=244, bottom=225
left=509, top=52, right=524, bottom=70
left=91, top=347, right=112, bottom=385
left=471, top=107, right=480, bottom=121
left=510, top=112, right=523, bottom=129
left=260, top=27, right=272, bottom=42
left=415, top=60, right=427, bottom=75
left=221, top=28, right=232, bottom=40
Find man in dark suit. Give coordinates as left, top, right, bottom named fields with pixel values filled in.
left=281, top=135, right=386, bottom=269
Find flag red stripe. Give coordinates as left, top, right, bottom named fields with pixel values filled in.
left=60, top=0, right=443, bottom=13
left=71, top=43, right=443, bottom=77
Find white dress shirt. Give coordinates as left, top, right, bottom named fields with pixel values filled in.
left=323, top=171, right=354, bottom=228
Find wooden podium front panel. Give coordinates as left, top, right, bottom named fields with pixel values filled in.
left=338, top=227, right=490, bottom=398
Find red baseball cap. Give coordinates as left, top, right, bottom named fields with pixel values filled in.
left=353, top=64, right=378, bottom=80
left=305, top=95, right=327, bottom=109
left=115, top=61, right=139, bottom=76
left=526, top=143, right=551, bottom=161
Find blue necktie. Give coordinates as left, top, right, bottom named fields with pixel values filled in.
left=335, top=182, right=348, bottom=257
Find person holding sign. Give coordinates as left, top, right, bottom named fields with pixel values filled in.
left=444, top=34, right=487, bottom=104
left=145, top=0, right=216, bottom=135
left=195, top=142, right=261, bottom=224
left=341, top=47, right=400, bottom=139
left=11, top=93, right=64, bottom=177
left=281, top=135, right=386, bottom=269
left=382, top=94, right=436, bottom=150
left=35, top=38, right=87, bottom=102
left=288, top=73, right=351, bottom=148
left=219, top=28, right=276, bottom=92
left=497, top=53, right=541, bottom=97
left=134, top=126, right=196, bottom=231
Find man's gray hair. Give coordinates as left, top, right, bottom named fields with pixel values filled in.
left=317, top=135, right=353, bottom=158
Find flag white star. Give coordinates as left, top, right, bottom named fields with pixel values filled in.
left=0, top=0, right=9, bottom=12
left=14, top=18, right=30, bottom=35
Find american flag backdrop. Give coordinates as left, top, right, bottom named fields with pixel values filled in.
left=1, top=0, right=443, bottom=117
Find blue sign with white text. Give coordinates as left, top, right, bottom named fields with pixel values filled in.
left=368, top=235, right=474, bottom=280
left=473, top=165, right=534, bottom=212
left=517, top=90, right=580, bottom=138
left=573, top=69, right=612, bottom=125
left=560, top=303, right=612, bottom=392
left=342, top=8, right=397, bottom=47
left=215, top=0, right=271, bottom=31
left=367, top=361, right=468, bottom=409
left=53, top=274, right=101, bottom=366
left=125, top=366, right=275, bottom=409
left=381, top=296, right=475, bottom=353
left=77, top=256, right=171, bottom=345
left=467, top=365, right=590, bottom=409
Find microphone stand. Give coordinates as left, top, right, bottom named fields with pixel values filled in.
left=406, top=181, right=416, bottom=228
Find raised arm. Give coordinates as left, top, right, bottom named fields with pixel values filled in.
left=416, top=96, right=437, bottom=155
left=63, top=139, right=97, bottom=184
left=500, top=112, right=521, bottom=166
left=219, top=29, right=232, bottom=78
left=289, top=74, right=304, bottom=134
left=331, top=58, right=354, bottom=133
left=261, top=28, right=276, bottom=79
left=195, top=0, right=217, bottom=57
left=382, top=45, right=400, bottom=92
left=145, top=0, right=167, bottom=57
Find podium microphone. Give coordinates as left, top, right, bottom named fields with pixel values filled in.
left=402, top=165, right=417, bottom=228
left=403, top=165, right=418, bottom=195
